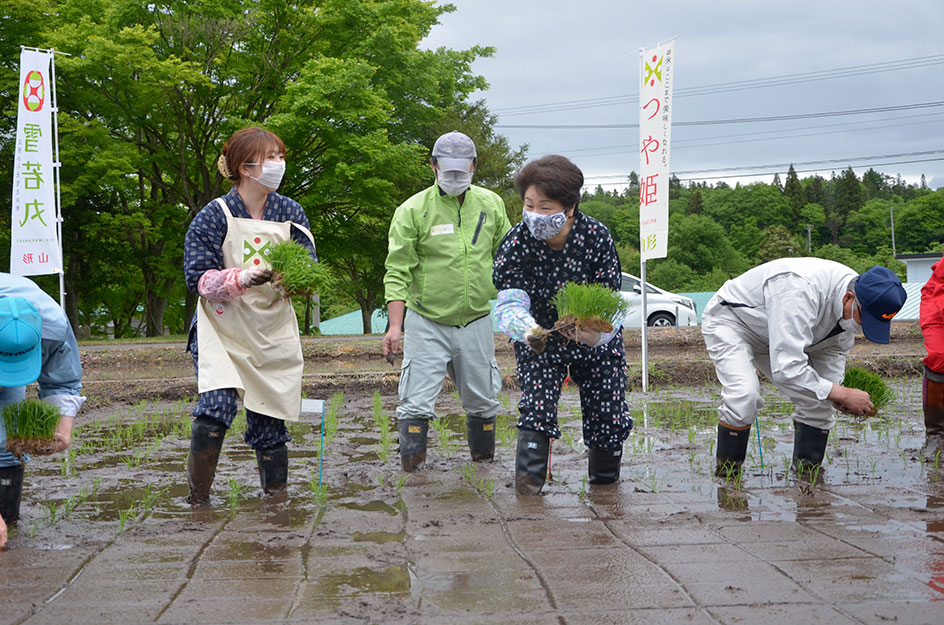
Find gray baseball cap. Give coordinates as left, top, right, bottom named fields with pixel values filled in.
left=432, top=131, right=476, bottom=172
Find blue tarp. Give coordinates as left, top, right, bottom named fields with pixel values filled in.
left=320, top=285, right=925, bottom=335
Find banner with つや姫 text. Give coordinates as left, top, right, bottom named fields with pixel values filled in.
left=639, top=39, right=675, bottom=261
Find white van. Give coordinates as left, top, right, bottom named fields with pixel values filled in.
left=619, top=273, right=698, bottom=328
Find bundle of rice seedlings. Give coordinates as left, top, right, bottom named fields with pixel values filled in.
left=551, top=282, right=630, bottom=334
left=842, top=367, right=895, bottom=417
left=2, top=398, right=61, bottom=460
left=528, top=282, right=630, bottom=353
left=266, top=241, right=333, bottom=298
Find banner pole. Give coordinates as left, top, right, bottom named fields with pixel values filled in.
left=49, top=48, right=65, bottom=310
left=641, top=260, right=648, bottom=392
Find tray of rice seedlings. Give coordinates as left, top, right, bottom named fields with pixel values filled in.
left=527, top=282, right=630, bottom=354
left=266, top=240, right=334, bottom=298
left=842, top=367, right=895, bottom=418
left=2, top=398, right=61, bottom=461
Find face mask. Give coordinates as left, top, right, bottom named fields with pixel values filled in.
left=246, top=160, right=285, bottom=190
left=839, top=316, right=862, bottom=335
left=437, top=170, right=473, bottom=196
left=522, top=209, right=569, bottom=241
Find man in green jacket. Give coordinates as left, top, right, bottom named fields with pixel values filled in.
left=383, top=131, right=512, bottom=471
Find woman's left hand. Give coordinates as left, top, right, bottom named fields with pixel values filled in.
left=560, top=325, right=600, bottom=347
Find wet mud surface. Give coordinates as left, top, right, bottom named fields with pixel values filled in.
left=2, top=326, right=942, bottom=624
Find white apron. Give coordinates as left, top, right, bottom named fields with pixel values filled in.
left=196, top=198, right=315, bottom=421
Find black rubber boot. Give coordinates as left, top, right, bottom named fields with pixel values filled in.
left=515, top=429, right=550, bottom=495
left=256, top=444, right=288, bottom=495
left=398, top=418, right=428, bottom=472
left=588, top=447, right=622, bottom=485
left=792, top=421, right=830, bottom=477
left=467, top=416, right=496, bottom=461
left=185, top=416, right=226, bottom=505
left=923, top=368, right=944, bottom=462
left=0, top=464, right=25, bottom=525
left=715, top=423, right=751, bottom=477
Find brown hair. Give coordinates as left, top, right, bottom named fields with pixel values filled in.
left=514, top=155, right=584, bottom=210
left=218, top=127, right=286, bottom=183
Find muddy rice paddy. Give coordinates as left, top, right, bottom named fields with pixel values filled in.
left=2, top=325, right=942, bottom=624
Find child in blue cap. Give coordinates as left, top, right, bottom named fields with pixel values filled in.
left=0, top=273, right=84, bottom=549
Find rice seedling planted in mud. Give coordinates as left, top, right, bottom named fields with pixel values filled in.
left=373, top=392, right=392, bottom=463
left=266, top=240, right=334, bottom=298
left=842, top=367, right=895, bottom=416
left=325, top=391, right=343, bottom=448
left=226, top=478, right=243, bottom=508
left=59, top=445, right=78, bottom=477
left=2, top=399, right=61, bottom=460
left=460, top=464, right=494, bottom=499
left=309, top=475, right=328, bottom=506
left=496, top=422, right=516, bottom=449
left=430, top=417, right=457, bottom=456
left=118, top=505, right=135, bottom=533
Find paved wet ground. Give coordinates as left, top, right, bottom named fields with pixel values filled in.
left=2, top=378, right=943, bottom=624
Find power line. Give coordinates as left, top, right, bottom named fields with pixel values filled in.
left=493, top=53, right=944, bottom=117
left=672, top=149, right=944, bottom=175
left=582, top=153, right=944, bottom=185
left=561, top=111, right=944, bottom=158
left=573, top=117, right=944, bottom=159
left=496, top=100, right=944, bottom=130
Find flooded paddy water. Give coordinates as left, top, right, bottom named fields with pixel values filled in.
left=2, top=328, right=942, bottom=624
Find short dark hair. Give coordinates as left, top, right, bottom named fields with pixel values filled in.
left=514, top=155, right=584, bottom=210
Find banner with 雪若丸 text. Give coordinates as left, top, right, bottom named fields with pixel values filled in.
left=11, top=49, right=61, bottom=276
left=639, top=39, right=675, bottom=261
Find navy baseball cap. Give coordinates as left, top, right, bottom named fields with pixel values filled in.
left=0, top=296, right=43, bottom=387
left=855, top=266, right=907, bottom=344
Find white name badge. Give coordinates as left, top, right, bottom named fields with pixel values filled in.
left=430, top=224, right=454, bottom=236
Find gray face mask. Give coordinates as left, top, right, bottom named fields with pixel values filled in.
left=840, top=316, right=862, bottom=335
left=840, top=298, right=863, bottom=335
left=437, top=170, right=473, bottom=196
left=522, top=209, right=568, bottom=241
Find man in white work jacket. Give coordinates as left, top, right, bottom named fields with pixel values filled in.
left=701, top=259, right=906, bottom=477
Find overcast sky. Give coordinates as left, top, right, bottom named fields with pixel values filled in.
left=421, top=0, right=944, bottom=190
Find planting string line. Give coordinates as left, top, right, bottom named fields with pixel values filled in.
left=754, top=417, right=764, bottom=470
left=320, top=405, right=325, bottom=488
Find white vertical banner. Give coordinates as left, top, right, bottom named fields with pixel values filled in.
left=638, top=39, right=675, bottom=261
left=11, top=49, right=62, bottom=276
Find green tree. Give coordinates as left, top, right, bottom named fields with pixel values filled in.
left=783, top=165, right=804, bottom=225
left=648, top=258, right=695, bottom=291
left=894, top=189, right=944, bottom=254
left=687, top=189, right=703, bottom=215
left=666, top=213, right=748, bottom=277
left=755, top=225, right=800, bottom=264
left=804, top=175, right=828, bottom=207
left=1, top=0, right=517, bottom=336
left=839, top=198, right=900, bottom=254
left=799, top=202, right=826, bottom=252
left=861, top=168, right=887, bottom=200
left=826, top=167, right=863, bottom=243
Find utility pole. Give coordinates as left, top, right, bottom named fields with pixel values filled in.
left=890, top=205, right=896, bottom=257
left=806, top=224, right=812, bottom=254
